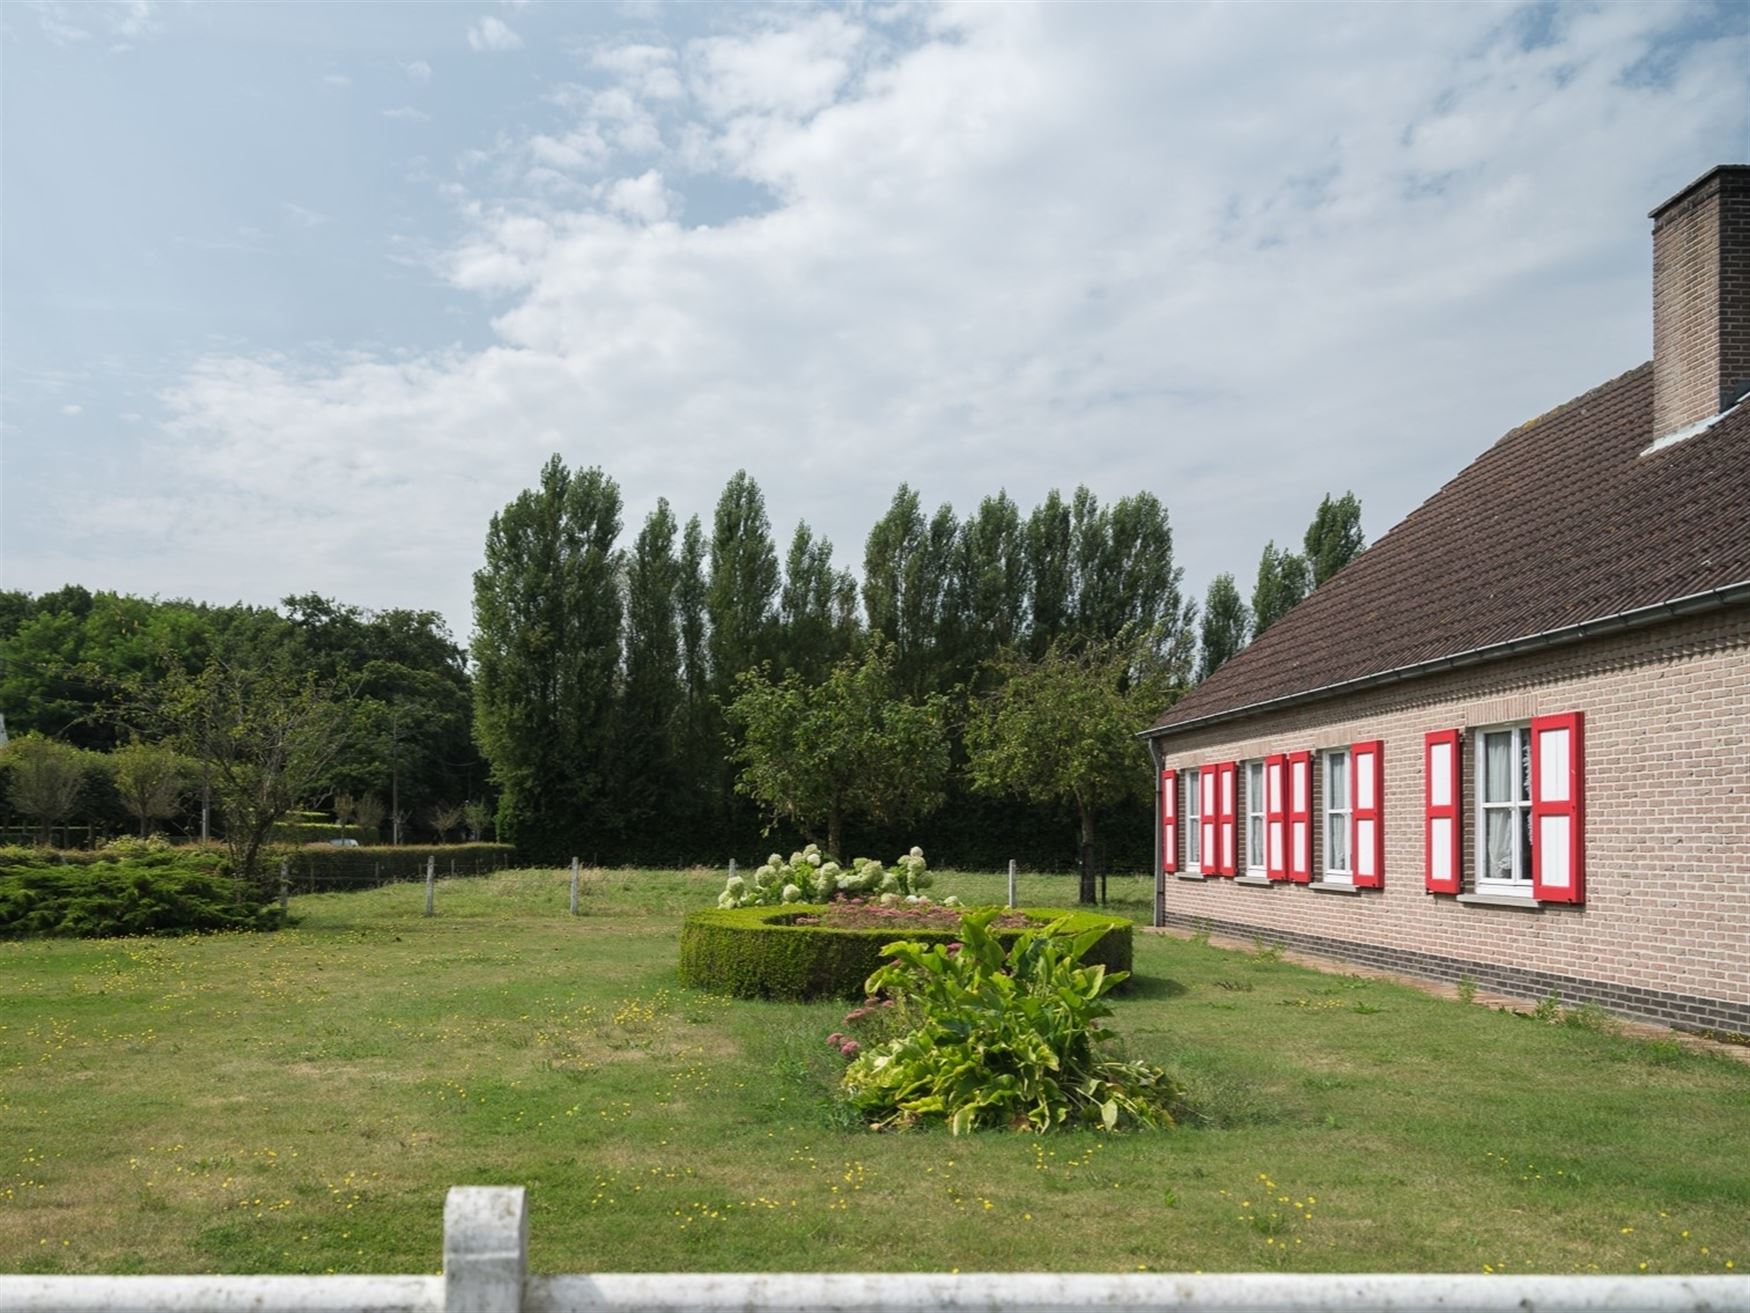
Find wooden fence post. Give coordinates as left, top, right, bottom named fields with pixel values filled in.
left=425, top=856, right=436, bottom=917
left=569, top=858, right=580, bottom=916
left=1007, top=859, right=1017, bottom=909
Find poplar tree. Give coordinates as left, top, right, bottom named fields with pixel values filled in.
left=1251, top=541, right=1310, bottom=637
left=778, top=521, right=859, bottom=683
left=1025, top=490, right=1074, bottom=656
left=1197, top=573, right=1250, bottom=682
left=707, top=471, right=780, bottom=695
left=1304, top=492, right=1366, bottom=587
left=863, top=485, right=957, bottom=697
left=616, top=499, right=684, bottom=839
left=471, top=456, right=624, bottom=856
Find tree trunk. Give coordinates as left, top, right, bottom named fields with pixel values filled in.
left=1078, top=800, right=1097, bottom=905
left=827, top=810, right=843, bottom=865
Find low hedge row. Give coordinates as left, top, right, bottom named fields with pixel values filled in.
left=281, top=843, right=517, bottom=892
left=0, top=851, right=284, bottom=939
left=678, top=904, right=1134, bottom=1001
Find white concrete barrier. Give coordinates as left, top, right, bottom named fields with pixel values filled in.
left=0, top=1187, right=1744, bottom=1313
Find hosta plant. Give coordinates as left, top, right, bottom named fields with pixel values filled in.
left=717, top=844, right=940, bottom=908
left=840, top=907, right=1179, bottom=1134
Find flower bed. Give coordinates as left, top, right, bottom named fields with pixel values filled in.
left=677, top=902, right=1133, bottom=1000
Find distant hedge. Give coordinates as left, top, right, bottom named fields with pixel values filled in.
left=0, top=850, right=282, bottom=939
left=678, top=904, right=1134, bottom=1001
left=280, top=843, right=518, bottom=892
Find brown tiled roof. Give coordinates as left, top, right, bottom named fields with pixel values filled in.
left=1148, top=362, right=1750, bottom=735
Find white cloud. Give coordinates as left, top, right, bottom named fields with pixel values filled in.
left=404, top=59, right=433, bottom=83
left=689, top=12, right=863, bottom=119
left=35, top=4, right=1750, bottom=635
left=384, top=105, right=432, bottom=124
left=61, top=403, right=84, bottom=416
left=322, top=72, right=351, bottom=88
left=468, top=16, right=523, bottom=53
left=604, top=169, right=674, bottom=224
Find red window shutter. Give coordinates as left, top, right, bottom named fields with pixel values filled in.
left=1287, top=750, right=1312, bottom=883
left=1350, top=740, right=1384, bottom=889
left=1265, top=754, right=1288, bottom=881
left=1159, top=769, right=1178, bottom=874
left=1424, top=729, right=1461, bottom=894
left=1218, top=761, right=1238, bottom=877
left=1199, top=767, right=1219, bottom=876
left=1530, top=712, right=1585, bottom=904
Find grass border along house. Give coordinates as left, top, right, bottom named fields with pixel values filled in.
left=1143, top=165, right=1750, bottom=1036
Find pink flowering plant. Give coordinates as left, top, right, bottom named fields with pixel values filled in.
left=839, top=907, right=1181, bottom=1134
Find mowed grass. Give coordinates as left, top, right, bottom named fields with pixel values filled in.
left=2, top=866, right=1747, bottom=1277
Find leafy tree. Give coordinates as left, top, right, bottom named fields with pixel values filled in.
left=472, top=456, right=624, bottom=856
left=1250, top=541, right=1310, bottom=638
left=112, top=740, right=189, bottom=837
left=2, top=734, right=91, bottom=844
left=461, top=797, right=490, bottom=842
left=725, top=643, right=950, bottom=862
left=965, top=638, right=1180, bottom=904
left=1304, top=491, right=1365, bottom=587
left=153, top=659, right=351, bottom=890
left=354, top=794, right=386, bottom=841
left=1197, top=574, right=1250, bottom=682
left=431, top=802, right=467, bottom=843
left=334, top=792, right=359, bottom=842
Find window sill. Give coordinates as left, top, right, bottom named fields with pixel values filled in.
left=1309, top=880, right=1360, bottom=895
left=1456, top=893, right=1544, bottom=911
left=1175, top=872, right=1211, bottom=882
left=1235, top=875, right=1276, bottom=888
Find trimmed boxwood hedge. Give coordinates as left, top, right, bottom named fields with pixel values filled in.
left=678, top=904, right=1134, bottom=1001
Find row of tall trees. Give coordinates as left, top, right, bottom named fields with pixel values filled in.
left=470, top=458, right=1202, bottom=867
left=1196, top=493, right=1366, bottom=681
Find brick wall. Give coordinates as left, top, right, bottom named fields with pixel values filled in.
left=1152, top=608, right=1750, bottom=1035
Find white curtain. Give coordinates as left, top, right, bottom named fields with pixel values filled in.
left=1484, top=733, right=1514, bottom=879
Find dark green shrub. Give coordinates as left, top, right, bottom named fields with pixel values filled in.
left=0, top=850, right=283, bottom=938
left=677, top=903, right=1132, bottom=1000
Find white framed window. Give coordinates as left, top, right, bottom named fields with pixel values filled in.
left=1245, top=760, right=1266, bottom=874
left=1323, top=748, right=1351, bottom=880
left=1185, top=768, right=1202, bottom=869
left=1476, top=724, right=1533, bottom=894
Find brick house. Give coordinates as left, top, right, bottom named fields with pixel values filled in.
left=1143, top=165, right=1750, bottom=1035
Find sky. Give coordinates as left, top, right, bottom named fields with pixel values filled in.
left=2, top=0, right=1747, bottom=644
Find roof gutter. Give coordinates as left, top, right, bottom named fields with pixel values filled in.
left=1140, top=579, right=1750, bottom=741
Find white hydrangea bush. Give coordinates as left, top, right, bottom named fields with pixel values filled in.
left=717, top=844, right=941, bottom=908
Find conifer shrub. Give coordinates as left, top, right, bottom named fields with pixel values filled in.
left=0, top=849, right=282, bottom=938
left=678, top=903, right=1132, bottom=1000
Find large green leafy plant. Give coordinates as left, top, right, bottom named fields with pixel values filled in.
left=841, top=908, right=1179, bottom=1133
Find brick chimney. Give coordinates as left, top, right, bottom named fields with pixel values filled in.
left=1650, top=165, right=1750, bottom=438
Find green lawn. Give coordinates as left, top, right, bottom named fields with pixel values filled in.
left=1, top=866, right=1746, bottom=1276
